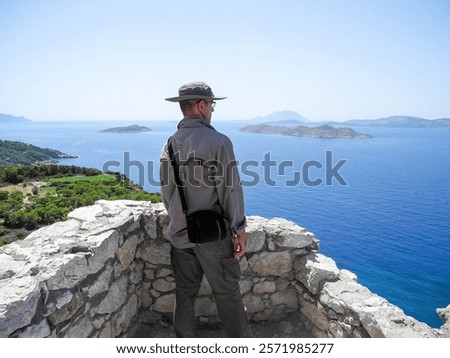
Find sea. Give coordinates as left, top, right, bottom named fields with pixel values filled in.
left=1, top=119, right=449, bottom=328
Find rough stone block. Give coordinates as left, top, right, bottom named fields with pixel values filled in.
left=152, top=278, right=176, bottom=293
left=245, top=216, right=267, bottom=253
left=116, top=234, right=139, bottom=269
left=294, top=253, right=339, bottom=295
left=95, top=275, right=128, bottom=315
left=300, top=301, right=330, bottom=331
left=0, top=279, right=41, bottom=337
left=60, top=316, right=94, bottom=338
left=270, top=288, right=298, bottom=309
left=242, top=293, right=265, bottom=313
left=136, top=241, right=171, bottom=266
left=48, top=292, right=83, bottom=326
left=249, top=251, right=292, bottom=277
left=152, top=294, right=175, bottom=313
left=254, top=280, right=276, bottom=294
left=20, top=320, right=51, bottom=338
left=263, top=217, right=317, bottom=249
left=84, top=266, right=113, bottom=298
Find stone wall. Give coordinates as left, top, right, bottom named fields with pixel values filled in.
left=0, top=200, right=448, bottom=338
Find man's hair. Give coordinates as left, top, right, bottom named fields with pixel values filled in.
left=179, top=100, right=197, bottom=114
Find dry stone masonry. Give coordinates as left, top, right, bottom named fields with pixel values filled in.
left=0, top=200, right=449, bottom=338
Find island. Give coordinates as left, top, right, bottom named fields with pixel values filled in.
left=0, top=113, right=31, bottom=123
left=240, top=124, right=372, bottom=139
left=0, top=140, right=78, bottom=166
left=340, top=115, right=450, bottom=128
left=100, top=124, right=152, bottom=133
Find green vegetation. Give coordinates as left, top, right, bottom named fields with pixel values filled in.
left=51, top=174, right=114, bottom=183
left=0, top=139, right=77, bottom=166
left=0, top=164, right=161, bottom=243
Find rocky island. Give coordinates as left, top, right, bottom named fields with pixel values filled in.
left=240, top=124, right=372, bottom=139
left=100, top=124, right=152, bottom=133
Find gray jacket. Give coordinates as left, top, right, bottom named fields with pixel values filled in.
left=160, top=116, right=246, bottom=249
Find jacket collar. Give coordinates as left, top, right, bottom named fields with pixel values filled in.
left=177, top=116, right=216, bottom=131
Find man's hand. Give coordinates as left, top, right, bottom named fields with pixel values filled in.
left=233, top=231, right=247, bottom=259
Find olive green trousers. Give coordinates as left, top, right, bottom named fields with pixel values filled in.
left=170, top=237, right=252, bottom=338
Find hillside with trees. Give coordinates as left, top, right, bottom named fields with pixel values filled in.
left=0, top=140, right=78, bottom=166
left=0, top=164, right=161, bottom=246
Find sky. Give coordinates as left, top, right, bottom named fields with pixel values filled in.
left=0, top=0, right=449, bottom=122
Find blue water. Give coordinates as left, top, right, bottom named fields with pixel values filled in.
left=1, top=120, right=449, bottom=328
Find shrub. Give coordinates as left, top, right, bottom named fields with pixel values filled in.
left=15, top=231, right=26, bottom=239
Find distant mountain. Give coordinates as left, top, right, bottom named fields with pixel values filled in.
left=0, top=113, right=31, bottom=123
left=250, top=111, right=310, bottom=124
left=100, top=124, right=152, bottom=133
left=341, top=116, right=450, bottom=128
left=241, top=124, right=372, bottom=139
left=0, top=140, right=78, bottom=166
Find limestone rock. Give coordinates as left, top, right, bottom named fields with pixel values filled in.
left=68, top=204, right=103, bottom=222
left=249, top=251, right=292, bottom=277
left=114, top=294, right=139, bottom=333
left=116, top=235, right=139, bottom=269
left=437, top=304, right=450, bottom=337
left=294, top=253, right=339, bottom=295
left=139, top=282, right=153, bottom=308
left=95, top=275, right=128, bottom=315
left=300, top=301, right=330, bottom=331
left=0, top=278, right=41, bottom=337
left=263, top=217, right=317, bottom=249
left=245, top=216, right=267, bottom=253
left=143, top=212, right=158, bottom=239
left=84, top=230, right=120, bottom=275
left=239, top=255, right=249, bottom=272
left=254, top=280, right=276, bottom=294
left=152, top=294, right=175, bottom=313
left=152, top=278, right=176, bottom=293
left=242, top=293, right=265, bottom=313
left=40, top=230, right=119, bottom=291
left=239, top=278, right=253, bottom=295
left=156, top=268, right=173, bottom=278
left=320, top=278, right=438, bottom=338
left=136, top=241, right=171, bottom=265
left=20, top=320, right=51, bottom=338
left=48, top=292, right=83, bottom=326
left=0, top=253, right=27, bottom=280
left=270, top=288, right=298, bottom=310
left=60, top=316, right=93, bottom=338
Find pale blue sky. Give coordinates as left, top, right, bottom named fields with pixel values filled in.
left=0, top=0, right=449, bottom=121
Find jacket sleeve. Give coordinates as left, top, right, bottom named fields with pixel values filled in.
left=159, top=142, right=175, bottom=211
left=215, top=136, right=246, bottom=235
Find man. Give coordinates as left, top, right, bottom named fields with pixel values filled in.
left=160, top=81, right=251, bottom=338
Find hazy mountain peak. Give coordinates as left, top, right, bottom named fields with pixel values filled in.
left=252, top=111, right=310, bottom=124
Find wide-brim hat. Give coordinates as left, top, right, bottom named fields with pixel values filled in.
left=165, top=81, right=227, bottom=102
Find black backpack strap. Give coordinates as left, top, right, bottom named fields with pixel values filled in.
left=167, top=137, right=189, bottom=215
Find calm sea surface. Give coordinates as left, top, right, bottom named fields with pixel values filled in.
left=1, top=120, right=449, bottom=328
